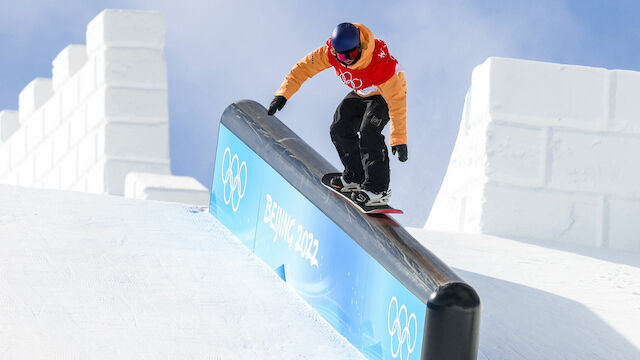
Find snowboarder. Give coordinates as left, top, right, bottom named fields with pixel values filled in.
left=267, top=23, right=408, bottom=208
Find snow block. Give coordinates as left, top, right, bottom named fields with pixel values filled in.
left=99, top=122, right=169, bottom=161
left=87, top=87, right=168, bottom=120
left=52, top=45, right=87, bottom=90
left=68, top=107, right=87, bottom=147
left=10, top=129, right=27, bottom=168
left=18, top=78, right=53, bottom=122
left=25, top=110, right=44, bottom=152
left=103, top=159, right=170, bottom=195
left=608, top=199, right=640, bottom=252
left=17, top=156, right=35, bottom=187
left=489, top=57, right=608, bottom=130
left=0, top=145, right=9, bottom=175
left=481, top=185, right=602, bottom=246
left=85, top=164, right=104, bottom=193
left=40, top=167, right=60, bottom=190
left=0, top=110, right=19, bottom=142
left=610, top=70, right=640, bottom=134
left=43, top=92, right=62, bottom=136
left=85, top=89, right=106, bottom=130
left=78, top=57, right=97, bottom=102
left=61, top=75, right=80, bottom=118
left=106, top=88, right=168, bottom=118
left=427, top=57, right=640, bottom=252
left=34, top=141, right=53, bottom=179
left=124, top=172, right=209, bottom=206
left=77, top=132, right=97, bottom=175
left=71, top=177, right=88, bottom=192
left=86, top=10, right=164, bottom=54
left=485, top=122, right=546, bottom=187
left=51, top=122, right=70, bottom=164
left=59, top=150, right=78, bottom=190
left=0, top=142, right=8, bottom=176
left=96, top=48, right=167, bottom=88
left=549, top=130, right=640, bottom=198
left=2, top=172, right=17, bottom=186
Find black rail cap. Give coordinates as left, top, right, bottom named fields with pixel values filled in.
left=427, top=282, right=481, bottom=310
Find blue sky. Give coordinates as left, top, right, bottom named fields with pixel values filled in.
left=1, top=1, right=639, bottom=226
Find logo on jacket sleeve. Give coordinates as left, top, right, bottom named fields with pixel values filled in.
left=221, top=147, right=247, bottom=212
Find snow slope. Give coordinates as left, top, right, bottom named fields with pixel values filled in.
left=1, top=183, right=638, bottom=359
left=0, top=185, right=364, bottom=359
left=408, top=228, right=640, bottom=360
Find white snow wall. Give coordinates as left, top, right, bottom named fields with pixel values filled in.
left=0, top=10, right=208, bottom=205
left=426, top=57, right=640, bottom=253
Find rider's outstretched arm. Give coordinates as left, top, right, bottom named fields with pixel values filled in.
left=275, top=46, right=332, bottom=100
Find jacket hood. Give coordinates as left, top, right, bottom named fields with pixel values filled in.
left=351, top=23, right=375, bottom=70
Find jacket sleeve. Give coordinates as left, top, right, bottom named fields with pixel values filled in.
left=275, top=46, right=332, bottom=100
left=378, top=71, right=407, bottom=146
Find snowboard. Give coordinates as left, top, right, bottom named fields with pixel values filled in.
left=321, top=173, right=403, bottom=214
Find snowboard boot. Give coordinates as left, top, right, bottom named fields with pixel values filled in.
left=330, top=175, right=361, bottom=193
left=350, top=189, right=391, bottom=207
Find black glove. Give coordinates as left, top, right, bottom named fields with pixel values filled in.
left=392, top=144, right=408, bottom=162
left=267, top=96, right=287, bottom=115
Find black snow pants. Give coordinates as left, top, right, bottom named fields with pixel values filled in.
left=330, top=91, right=390, bottom=193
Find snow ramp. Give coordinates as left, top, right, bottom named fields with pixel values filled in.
left=0, top=185, right=370, bottom=358
left=210, top=100, right=481, bottom=360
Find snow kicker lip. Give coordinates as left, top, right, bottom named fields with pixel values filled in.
left=215, top=99, right=481, bottom=360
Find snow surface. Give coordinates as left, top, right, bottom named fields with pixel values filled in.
left=408, top=228, right=640, bottom=360
left=0, top=185, right=365, bottom=359
left=1, top=183, right=638, bottom=359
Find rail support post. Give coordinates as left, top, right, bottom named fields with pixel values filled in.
left=423, top=282, right=481, bottom=360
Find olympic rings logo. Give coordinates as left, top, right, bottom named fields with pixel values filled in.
left=388, top=296, right=418, bottom=360
left=221, top=147, right=247, bottom=212
left=338, top=69, right=363, bottom=90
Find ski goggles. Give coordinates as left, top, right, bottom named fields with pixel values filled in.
left=336, top=47, right=360, bottom=62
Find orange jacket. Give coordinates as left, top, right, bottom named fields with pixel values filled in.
left=274, top=24, right=407, bottom=146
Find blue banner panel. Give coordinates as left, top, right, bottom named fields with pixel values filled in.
left=211, top=124, right=426, bottom=360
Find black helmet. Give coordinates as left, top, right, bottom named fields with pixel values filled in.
left=331, top=23, right=360, bottom=52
